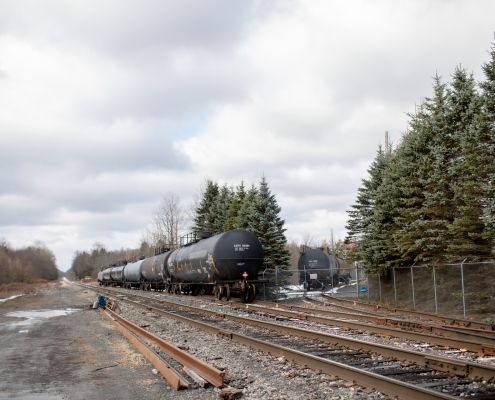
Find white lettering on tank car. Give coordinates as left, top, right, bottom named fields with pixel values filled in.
left=234, top=244, right=250, bottom=251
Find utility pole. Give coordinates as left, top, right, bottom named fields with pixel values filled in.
left=384, top=131, right=390, bottom=154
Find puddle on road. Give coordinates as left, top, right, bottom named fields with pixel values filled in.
left=3, top=309, right=78, bottom=329
left=6, top=309, right=77, bottom=319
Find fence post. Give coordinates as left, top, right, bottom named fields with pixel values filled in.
left=393, top=267, right=397, bottom=305
left=367, top=273, right=370, bottom=303
left=461, top=259, right=467, bottom=318
left=433, top=265, right=438, bottom=314
left=330, top=261, right=334, bottom=292
left=355, top=263, right=359, bottom=298
left=262, top=268, right=266, bottom=301
left=275, top=266, right=279, bottom=303
left=303, top=265, right=307, bottom=295
left=378, top=275, right=382, bottom=302
left=411, top=265, right=416, bottom=310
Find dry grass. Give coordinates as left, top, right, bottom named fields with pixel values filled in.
left=0, top=280, right=61, bottom=298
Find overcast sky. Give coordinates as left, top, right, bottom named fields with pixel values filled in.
left=1, top=1, right=494, bottom=271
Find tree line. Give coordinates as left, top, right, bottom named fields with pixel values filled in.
left=68, top=243, right=137, bottom=280
left=0, top=238, right=59, bottom=285
left=346, top=43, right=495, bottom=275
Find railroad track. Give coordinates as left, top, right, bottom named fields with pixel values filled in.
left=99, top=286, right=495, bottom=350
left=88, top=283, right=495, bottom=355
left=78, top=283, right=495, bottom=399
left=245, top=299, right=495, bottom=353
left=319, top=294, right=495, bottom=332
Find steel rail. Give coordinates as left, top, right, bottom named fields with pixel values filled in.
left=102, top=306, right=225, bottom=387
left=303, top=297, right=495, bottom=339
left=86, top=283, right=493, bottom=353
left=321, top=294, right=495, bottom=331
left=249, top=300, right=495, bottom=347
left=93, top=287, right=495, bottom=382
left=238, top=303, right=491, bottom=353
left=98, top=307, right=191, bottom=390
left=101, top=296, right=462, bottom=399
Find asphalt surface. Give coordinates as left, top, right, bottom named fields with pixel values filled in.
left=0, top=281, right=184, bottom=400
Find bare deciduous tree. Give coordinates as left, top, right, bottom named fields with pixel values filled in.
left=301, top=232, right=316, bottom=248
left=143, top=192, right=187, bottom=250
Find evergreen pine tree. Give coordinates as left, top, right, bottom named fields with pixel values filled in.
left=445, top=68, right=488, bottom=260
left=225, top=181, right=246, bottom=231
left=235, top=184, right=258, bottom=230
left=346, top=145, right=395, bottom=274
left=346, top=146, right=390, bottom=258
left=247, top=176, right=290, bottom=273
left=210, top=184, right=234, bottom=234
left=193, top=180, right=219, bottom=234
left=398, top=75, right=450, bottom=264
left=478, top=44, right=495, bottom=254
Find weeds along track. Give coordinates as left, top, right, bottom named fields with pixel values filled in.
left=80, top=283, right=495, bottom=399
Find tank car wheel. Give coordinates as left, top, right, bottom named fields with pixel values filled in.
left=215, top=286, right=223, bottom=300
left=192, top=286, right=200, bottom=296
left=224, top=284, right=230, bottom=301
left=247, top=284, right=256, bottom=302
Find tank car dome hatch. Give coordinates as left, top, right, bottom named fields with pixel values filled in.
left=200, top=231, right=212, bottom=239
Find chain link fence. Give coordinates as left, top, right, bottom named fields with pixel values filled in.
left=256, top=266, right=362, bottom=302
left=365, top=262, right=495, bottom=317
left=256, top=262, right=495, bottom=317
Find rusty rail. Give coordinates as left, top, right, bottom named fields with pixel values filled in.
left=99, top=290, right=495, bottom=382
left=240, top=303, right=492, bottom=353
left=101, top=306, right=224, bottom=388
left=82, top=283, right=495, bottom=399
left=99, top=297, right=463, bottom=399
left=321, top=294, right=495, bottom=331
left=249, top=300, right=495, bottom=347
left=86, top=283, right=494, bottom=354
left=98, top=308, right=191, bottom=390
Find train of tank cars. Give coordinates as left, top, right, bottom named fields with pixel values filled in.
left=97, top=228, right=351, bottom=301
